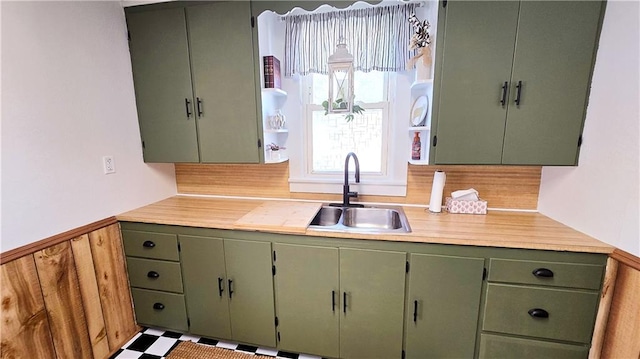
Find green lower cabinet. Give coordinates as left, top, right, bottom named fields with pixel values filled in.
left=340, top=248, right=406, bottom=359
left=179, top=236, right=276, bottom=347
left=404, top=254, right=485, bottom=359
left=131, top=288, right=188, bottom=332
left=479, top=334, right=590, bottom=359
left=483, top=284, right=599, bottom=344
left=224, top=239, right=276, bottom=347
left=179, top=235, right=232, bottom=339
left=273, top=244, right=339, bottom=358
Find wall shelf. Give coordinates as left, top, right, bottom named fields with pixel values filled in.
left=264, top=129, right=289, bottom=134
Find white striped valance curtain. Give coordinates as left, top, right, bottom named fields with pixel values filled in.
left=284, top=3, right=418, bottom=77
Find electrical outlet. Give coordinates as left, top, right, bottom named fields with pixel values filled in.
left=103, top=156, right=115, bottom=174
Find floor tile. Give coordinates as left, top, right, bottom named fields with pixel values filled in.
left=145, top=337, right=179, bottom=356
left=256, top=347, right=279, bottom=356
left=216, top=340, right=238, bottom=350
left=143, top=328, right=165, bottom=336
left=122, top=333, right=142, bottom=348
left=298, top=354, right=322, bottom=359
left=127, top=334, right=159, bottom=352
left=139, top=354, right=162, bottom=359
left=161, top=330, right=183, bottom=339
left=198, top=337, right=219, bottom=346
left=236, top=344, right=258, bottom=353
left=276, top=350, right=298, bottom=359
left=178, top=333, right=200, bottom=342
left=114, top=349, right=144, bottom=358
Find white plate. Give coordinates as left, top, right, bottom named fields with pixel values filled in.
left=410, top=95, right=429, bottom=126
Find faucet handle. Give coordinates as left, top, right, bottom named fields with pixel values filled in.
left=348, top=191, right=358, bottom=198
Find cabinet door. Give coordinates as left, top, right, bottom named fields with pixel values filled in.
left=404, top=254, right=484, bottom=359
left=340, top=248, right=406, bottom=359
left=502, top=1, right=603, bottom=165
left=126, top=8, right=199, bottom=163
left=434, top=1, right=519, bottom=164
left=187, top=2, right=261, bottom=163
left=179, top=235, right=231, bottom=339
left=273, top=244, right=339, bottom=358
left=224, top=239, right=276, bottom=347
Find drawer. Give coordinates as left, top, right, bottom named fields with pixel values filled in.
left=483, top=283, right=599, bottom=343
left=126, top=257, right=184, bottom=293
left=131, top=288, right=188, bottom=332
left=122, top=230, right=179, bottom=261
left=488, top=258, right=603, bottom=290
left=479, top=334, right=589, bottom=359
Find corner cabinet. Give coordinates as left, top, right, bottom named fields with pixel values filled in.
left=126, top=2, right=262, bottom=163
left=431, top=1, right=605, bottom=165
left=120, top=222, right=607, bottom=359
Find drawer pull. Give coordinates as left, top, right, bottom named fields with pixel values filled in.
left=343, top=292, right=347, bottom=313
left=218, top=277, right=224, bottom=297
left=528, top=308, right=549, bottom=319
left=147, top=271, right=160, bottom=279
left=228, top=279, right=234, bottom=299
left=153, top=302, right=165, bottom=311
left=332, top=290, right=336, bottom=312
left=142, top=241, right=156, bottom=248
left=532, top=268, right=554, bottom=278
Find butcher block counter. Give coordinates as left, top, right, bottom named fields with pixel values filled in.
left=116, top=195, right=613, bottom=254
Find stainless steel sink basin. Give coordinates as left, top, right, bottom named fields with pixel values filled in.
left=310, top=206, right=342, bottom=226
left=343, top=207, right=404, bottom=230
left=308, top=205, right=411, bottom=233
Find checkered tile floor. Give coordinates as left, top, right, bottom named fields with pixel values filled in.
left=110, top=327, right=322, bottom=359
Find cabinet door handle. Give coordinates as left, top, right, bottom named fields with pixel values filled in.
left=528, top=308, right=549, bottom=319
left=514, top=80, right=523, bottom=106
left=218, top=277, right=224, bottom=297
left=332, top=290, right=336, bottom=312
left=153, top=302, right=165, bottom=310
left=532, top=268, right=554, bottom=278
left=142, top=240, right=155, bottom=248
left=147, top=271, right=160, bottom=279
left=228, top=279, right=234, bottom=299
left=500, top=81, right=508, bottom=106
left=343, top=292, right=347, bottom=313
left=185, top=98, right=192, bottom=118
left=196, top=97, right=203, bottom=117
left=413, top=300, right=418, bottom=323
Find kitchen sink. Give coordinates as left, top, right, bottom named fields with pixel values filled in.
left=308, top=205, right=411, bottom=233
left=310, top=206, right=342, bottom=226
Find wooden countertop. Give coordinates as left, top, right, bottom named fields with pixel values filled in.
left=116, top=196, right=614, bottom=254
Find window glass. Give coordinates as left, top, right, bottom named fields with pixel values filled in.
left=311, top=109, right=384, bottom=173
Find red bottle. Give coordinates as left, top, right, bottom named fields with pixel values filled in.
left=412, top=132, right=421, bottom=160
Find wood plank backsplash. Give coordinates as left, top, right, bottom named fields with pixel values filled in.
left=176, top=163, right=542, bottom=210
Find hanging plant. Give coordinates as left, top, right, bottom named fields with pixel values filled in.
left=321, top=98, right=365, bottom=122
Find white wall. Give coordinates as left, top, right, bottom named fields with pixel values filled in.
left=1, top=1, right=177, bottom=251
left=539, top=0, right=640, bottom=256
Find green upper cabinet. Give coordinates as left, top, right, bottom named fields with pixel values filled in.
left=126, top=8, right=199, bottom=163
left=404, top=254, right=485, bottom=359
left=431, top=0, right=604, bottom=165
left=126, top=2, right=262, bottom=163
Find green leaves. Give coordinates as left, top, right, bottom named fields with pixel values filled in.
left=321, top=98, right=365, bottom=122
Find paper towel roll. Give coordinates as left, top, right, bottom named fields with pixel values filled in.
left=429, top=170, right=446, bottom=213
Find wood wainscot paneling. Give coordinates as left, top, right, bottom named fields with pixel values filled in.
left=0, top=218, right=138, bottom=359
left=0, top=255, right=56, bottom=358
left=176, top=163, right=541, bottom=210
left=600, top=249, right=640, bottom=358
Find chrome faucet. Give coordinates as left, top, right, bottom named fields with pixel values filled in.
left=343, top=152, right=360, bottom=207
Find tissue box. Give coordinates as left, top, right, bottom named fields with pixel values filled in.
left=445, top=197, right=487, bottom=215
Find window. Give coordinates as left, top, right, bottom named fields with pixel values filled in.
left=307, top=71, right=388, bottom=175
